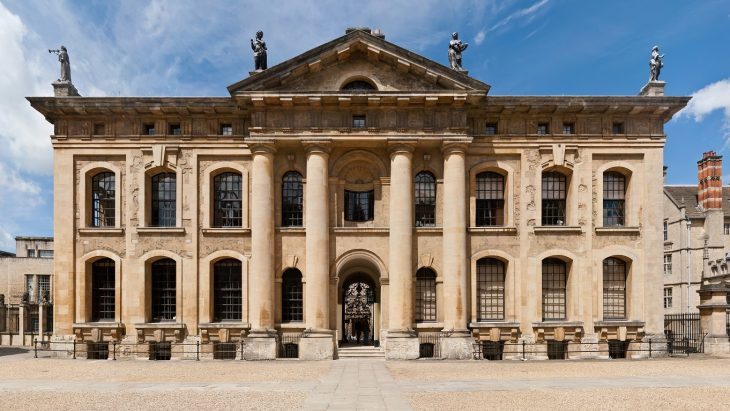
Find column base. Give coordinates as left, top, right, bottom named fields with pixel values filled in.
left=243, top=330, right=277, bottom=360
left=703, top=335, right=730, bottom=355
left=299, top=330, right=335, bottom=360
left=385, top=330, right=419, bottom=360
left=439, top=331, right=473, bottom=360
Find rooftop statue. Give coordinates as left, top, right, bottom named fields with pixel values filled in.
left=251, top=30, right=268, bottom=71
left=49, top=45, right=71, bottom=82
left=649, top=45, right=664, bottom=82
left=448, top=32, right=468, bottom=72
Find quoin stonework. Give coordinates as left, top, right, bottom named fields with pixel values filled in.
left=28, top=28, right=689, bottom=360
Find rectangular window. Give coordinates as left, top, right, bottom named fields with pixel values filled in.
left=663, top=220, right=668, bottom=241
left=562, top=122, right=574, bottom=135
left=612, top=122, right=625, bottom=134
left=663, top=287, right=672, bottom=308
left=542, top=259, right=567, bottom=321
left=352, top=115, right=366, bottom=128
left=725, top=223, right=730, bottom=235
left=485, top=122, right=498, bottom=135
left=537, top=122, right=549, bottom=135
left=27, top=249, right=36, bottom=258
left=476, top=172, right=505, bottom=226
left=143, top=123, right=156, bottom=135
left=542, top=172, right=567, bottom=226
left=220, top=124, right=233, bottom=135
left=344, top=190, right=374, bottom=221
left=38, top=250, right=53, bottom=258
left=664, top=254, right=672, bottom=275
left=603, top=172, right=626, bottom=226
left=93, top=123, right=106, bottom=136
left=168, top=123, right=181, bottom=135
left=37, top=275, right=51, bottom=302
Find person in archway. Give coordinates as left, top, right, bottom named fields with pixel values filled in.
left=354, top=317, right=362, bottom=344
left=362, top=318, right=370, bottom=345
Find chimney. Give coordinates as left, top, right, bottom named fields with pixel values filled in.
left=697, top=151, right=723, bottom=210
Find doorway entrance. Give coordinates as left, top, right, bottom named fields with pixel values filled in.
left=341, top=275, right=376, bottom=346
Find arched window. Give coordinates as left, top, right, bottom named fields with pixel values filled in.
left=151, top=259, right=176, bottom=322
left=151, top=173, right=176, bottom=227
left=213, top=259, right=242, bottom=321
left=282, top=269, right=303, bottom=322
left=415, top=268, right=437, bottom=322
left=477, top=258, right=505, bottom=321
left=415, top=172, right=436, bottom=227
left=282, top=172, right=303, bottom=227
left=542, top=171, right=567, bottom=226
left=476, top=172, right=505, bottom=226
left=542, top=258, right=567, bottom=320
left=213, top=172, right=242, bottom=227
left=341, top=80, right=376, bottom=91
left=91, top=172, right=115, bottom=227
left=603, top=172, right=626, bottom=226
left=91, top=258, right=115, bottom=322
left=603, top=257, right=627, bottom=320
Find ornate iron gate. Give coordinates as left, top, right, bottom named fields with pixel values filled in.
left=664, top=313, right=705, bottom=354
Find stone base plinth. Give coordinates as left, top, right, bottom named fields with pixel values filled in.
left=52, top=80, right=80, bottom=97
left=243, top=333, right=277, bottom=360
left=639, top=80, right=665, bottom=96
left=703, top=335, right=730, bottom=355
left=299, top=333, right=334, bottom=360
left=385, top=332, right=419, bottom=360
left=439, top=333, right=473, bottom=360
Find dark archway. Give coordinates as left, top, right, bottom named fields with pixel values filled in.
left=341, top=273, right=376, bottom=346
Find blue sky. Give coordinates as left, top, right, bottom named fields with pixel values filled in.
left=0, top=0, right=729, bottom=251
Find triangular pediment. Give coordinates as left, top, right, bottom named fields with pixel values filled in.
left=227, top=29, right=490, bottom=95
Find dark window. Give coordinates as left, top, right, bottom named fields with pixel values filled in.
left=214, top=259, right=242, bottom=321
left=143, top=123, right=156, bottom=135
left=547, top=340, right=568, bottom=360
left=603, top=258, right=627, bottom=320
left=91, top=172, right=115, bottom=227
left=537, top=122, right=549, bottom=135
left=603, top=172, right=626, bottom=226
left=341, top=80, right=376, bottom=91
left=213, top=172, right=242, bottom=227
left=415, top=172, right=436, bottom=227
left=415, top=268, right=437, bottom=322
left=213, top=342, right=237, bottom=360
left=149, top=341, right=171, bottom=360
left=282, top=269, right=303, bottom=322
left=477, top=258, right=505, bottom=321
left=282, top=172, right=303, bottom=227
left=485, top=122, right=498, bottom=135
left=87, top=342, right=109, bottom=360
left=542, top=172, right=567, bottom=226
left=345, top=190, right=374, bottom=221
left=542, top=258, right=567, bottom=321
left=612, top=122, right=625, bottom=134
left=27, top=249, right=35, bottom=257
left=220, top=124, right=233, bottom=135
left=476, top=172, right=505, bottom=226
left=93, top=123, right=105, bottom=136
left=352, top=115, right=366, bottom=128
left=151, top=173, right=176, bottom=227
left=562, top=122, right=574, bottom=135
left=91, top=258, right=115, bottom=322
left=168, top=123, right=181, bottom=135
left=151, top=259, right=176, bottom=322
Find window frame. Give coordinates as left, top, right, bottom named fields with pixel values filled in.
left=344, top=190, right=374, bottom=222
left=541, top=171, right=568, bottom=226
left=219, top=123, right=233, bottom=136
left=282, top=269, right=303, bottom=323
left=213, top=259, right=242, bottom=322
left=663, top=287, right=673, bottom=308
left=602, top=257, right=627, bottom=320
left=475, top=171, right=505, bottom=227
left=603, top=172, right=626, bottom=227
left=352, top=115, right=366, bottom=128
left=281, top=171, right=304, bottom=227
left=562, top=122, right=575, bottom=135
left=664, top=254, right=672, bottom=275
left=485, top=122, right=498, bottom=135
left=213, top=172, right=243, bottom=228
left=91, top=258, right=115, bottom=322
left=415, top=172, right=436, bottom=227
left=150, top=172, right=177, bottom=227
left=415, top=268, right=437, bottom=323
left=542, top=258, right=567, bottom=321
left=477, top=258, right=506, bottom=321
left=537, top=122, right=550, bottom=135
left=150, top=259, right=176, bottom=322
left=91, top=171, right=116, bottom=228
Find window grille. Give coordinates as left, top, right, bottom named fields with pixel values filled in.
left=213, top=259, right=242, bottom=321
left=415, top=172, right=436, bottom=227
left=542, top=172, right=567, bottom=226
left=477, top=258, right=505, bottom=321
left=345, top=190, right=374, bottom=221
left=547, top=340, right=568, bottom=360
left=415, top=268, right=437, bottom=322
left=149, top=341, right=171, bottom=360
left=542, top=258, right=567, bottom=320
left=213, top=172, right=242, bottom=227
left=603, top=172, right=626, bottom=226
left=151, top=173, right=176, bottom=227
left=91, top=172, right=115, bottom=227
left=282, top=172, right=303, bottom=227
left=663, top=287, right=673, bottom=308
left=664, top=254, right=672, bottom=275
left=603, top=257, right=626, bottom=320
left=476, top=172, right=505, bottom=226
left=92, top=258, right=115, bottom=321
left=282, top=269, right=303, bottom=322
left=151, top=259, right=176, bottom=322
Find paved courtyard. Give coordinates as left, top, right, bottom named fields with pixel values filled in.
left=1, top=348, right=730, bottom=410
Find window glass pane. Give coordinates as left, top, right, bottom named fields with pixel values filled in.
left=151, top=173, right=176, bottom=227
left=352, top=116, right=366, bottom=128
left=92, top=172, right=115, bottom=227
left=415, top=172, right=436, bottom=227
left=151, top=259, right=176, bottom=322
left=214, top=259, right=242, bottom=321
left=282, top=172, right=303, bottom=227
left=477, top=258, right=505, bottom=320
left=220, top=124, right=233, bottom=135
left=345, top=190, right=374, bottom=221
left=213, top=173, right=242, bottom=227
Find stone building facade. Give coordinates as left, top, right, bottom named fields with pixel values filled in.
left=29, top=29, right=688, bottom=359
left=0, top=237, right=54, bottom=304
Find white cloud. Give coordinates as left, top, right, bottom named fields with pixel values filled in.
left=678, top=78, right=730, bottom=143
left=489, top=0, right=550, bottom=33
left=474, top=30, right=486, bottom=45
left=0, top=225, right=14, bottom=252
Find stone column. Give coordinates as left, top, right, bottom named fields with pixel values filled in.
left=244, top=141, right=278, bottom=360
left=440, top=140, right=473, bottom=359
left=299, top=140, right=334, bottom=360
left=697, top=283, right=730, bottom=355
left=386, top=142, right=419, bottom=360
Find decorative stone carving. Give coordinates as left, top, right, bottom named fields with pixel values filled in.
left=448, top=32, right=468, bottom=72
left=649, top=45, right=664, bottom=82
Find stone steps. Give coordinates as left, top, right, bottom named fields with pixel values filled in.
left=337, top=345, right=385, bottom=359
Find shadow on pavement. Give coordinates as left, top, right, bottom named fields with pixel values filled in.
left=0, top=347, right=30, bottom=357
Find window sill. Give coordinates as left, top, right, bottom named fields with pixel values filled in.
left=201, top=228, right=251, bottom=235
left=136, top=227, right=185, bottom=235
left=277, top=227, right=306, bottom=233
left=415, top=322, right=443, bottom=329
left=73, top=322, right=124, bottom=329
left=468, top=227, right=518, bottom=234
left=532, top=321, right=583, bottom=328
left=134, top=322, right=185, bottom=329
left=595, top=226, right=640, bottom=235
left=199, top=322, right=250, bottom=329
left=415, top=227, right=442, bottom=233
left=469, top=321, right=520, bottom=328
left=533, top=226, right=582, bottom=234
left=594, top=320, right=645, bottom=328
left=78, top=228, right=124, bottom=235
left=332, top=227, right=389, bottom=234
left=279, top=322, right=306, bottom=330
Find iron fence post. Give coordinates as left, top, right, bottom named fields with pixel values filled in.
left=113, top=341, right=117, bottom=360
left=240, top=341, right=244, bottom=361
left=648, top=338, right=652, bottom=358
left=522, top=340, right=526, bottom=360
left=196, top=341, right=200, bottom=361
left=72, top=340, right=76, bottom=359
left=34, top=338, right=37, bottom=358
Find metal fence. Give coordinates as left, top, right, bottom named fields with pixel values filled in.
left=471, top=339, right=674, bottom=360
left=279, top=333, right=302, bottom=359
left=417, top=332, right=442, bottom=358
left=664, top=313, right=705, bottom=354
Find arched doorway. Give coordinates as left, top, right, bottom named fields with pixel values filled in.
left=341, top=275, right=376, bottom=345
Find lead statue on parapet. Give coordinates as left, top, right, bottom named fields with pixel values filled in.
left=649, top=45, right=664, bottom=82
left=250, top=30, right=267, bottom=71
left=49, top=45, right=71, bottom=82
left=448, top=32, right=468, bottom=72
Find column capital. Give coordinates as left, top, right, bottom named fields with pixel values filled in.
left=441, top=138, right=472, bottom=156
left=388, top=140, right=417, bottom=157
left=302, top=139, right=332, bottom=155
left=248, top=139, right=277, bottom=155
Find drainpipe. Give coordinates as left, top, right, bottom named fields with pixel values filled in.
left=686, top=217, right=691, bottom=313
